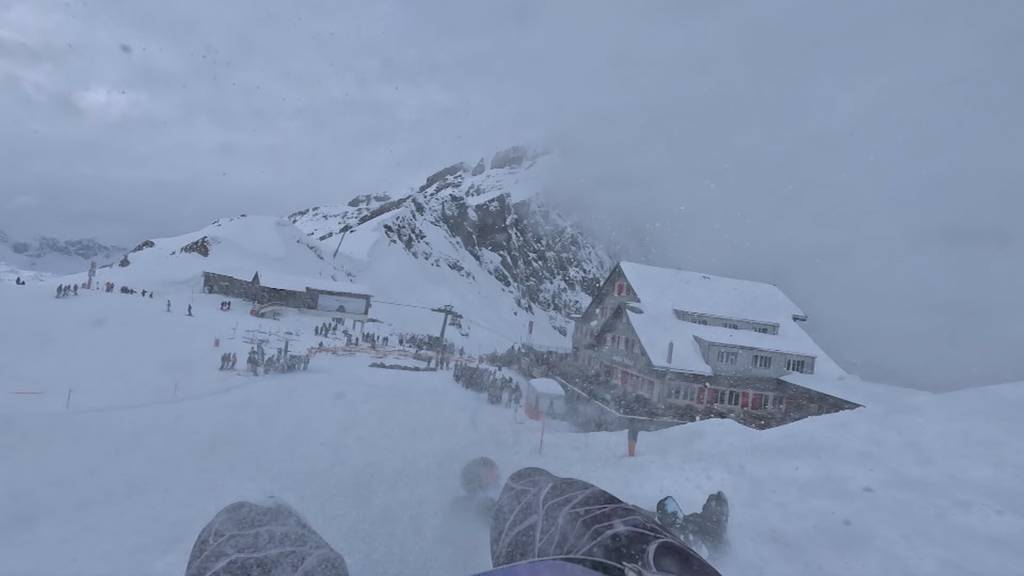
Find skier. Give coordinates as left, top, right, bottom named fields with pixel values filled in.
left=166, top=299, right=172, bottom=313
left=141, top=290, right=146, bottom=298
left=231, top=353, right=238, bottom=370
left=56, top=284, right=63, bottom=298
left=187, top=304, right=193, bottom=317
left=315, top=325, right=321, bottom=337
left=73, top=285, right=78, bottom=296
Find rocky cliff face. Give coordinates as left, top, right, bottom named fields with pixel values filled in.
left=289, top=148, right=611, bottom=333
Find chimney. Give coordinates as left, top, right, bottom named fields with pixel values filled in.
left=667, top=341, right=674, bottom=364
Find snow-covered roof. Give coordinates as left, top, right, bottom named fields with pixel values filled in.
left=529, top=378, right=566, bottom=397
left=619, top=261, right=806, bottom=325
left=208, top=268, right=370, bottom=296
left=258, top=272, right=370, bottom=296
left=611, top=262, right=852, bottom=402
left=625, top=309, right=713, bottom=375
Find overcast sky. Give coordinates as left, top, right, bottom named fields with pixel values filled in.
left=1, top=0, right=1021, bottom=391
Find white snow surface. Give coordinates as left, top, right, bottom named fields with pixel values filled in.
left=0, top=261, right=52, bottom=284
left=1, top=282, right=1022, bottom=576
left=528, top=378, right=566, bottom=397
left=619, top=261, right=806, bottom=325
left=50, top=213, right=558, bottom=355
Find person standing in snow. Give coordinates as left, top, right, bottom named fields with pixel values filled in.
left=73, top=285, right=78, bottom=296
left=627, top=424, right=640, bottom=457
left=166, top=299, right=172, bottom=313
left=187, top=304, right=193, bottom=317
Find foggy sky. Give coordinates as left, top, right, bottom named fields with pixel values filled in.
left=1, top=0, right=1021, bottom=391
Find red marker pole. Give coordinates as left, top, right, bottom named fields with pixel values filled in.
left=538, top=411, right=546, bottom=455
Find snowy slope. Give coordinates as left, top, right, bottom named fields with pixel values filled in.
left=45, top=150, right=610, bottom=355
left=1, top=282, right=1021, bottom=576
left=81, top=214, right=346, bottom=291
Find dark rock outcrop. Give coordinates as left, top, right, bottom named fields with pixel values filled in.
left=130, top=239, right=155, bottom=253
left=490, top=146, right=528, bottom=170
left=471, top=158, right=487, bottom=176
left=181, top=236, right=212, bottom=257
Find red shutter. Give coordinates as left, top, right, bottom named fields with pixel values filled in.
left=697, top=388, right=706, bottom=403
left=752, top=393, right=763, bottom=410
left=741, top=391, right=750, bottom=409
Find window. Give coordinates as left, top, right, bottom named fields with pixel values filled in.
left=723, top=322, right=739, bottom=330
left=786, top=358, right=806, bottom=373
left=752, top=393, right=764, bottom=410
left=716, top=350, right=738, bottom=365
left=683, top=385, right=696, bottom=402
left=615, top=281, right=625, bottom=296
left=727, top=390, right=741, bottom=406
left=752, top=354, right=773, bottom=369
left=771, top=395, right=785, bottom=409
left=754, top=326, right=770, bottom=334
left=697, top=319, right=709, bottom=325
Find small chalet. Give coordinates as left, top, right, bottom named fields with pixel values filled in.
left=202, top=271, right=372, bottom=321
left=572, top=262, right=860, bottom=428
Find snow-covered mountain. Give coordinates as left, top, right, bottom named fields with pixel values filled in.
left=288, top=147, right=611, bottom=333
left=69, top=148, right=612, bottom=352
left=0, top=229, right=124, bottom=275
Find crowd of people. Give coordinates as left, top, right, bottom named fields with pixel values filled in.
left=218, top=300, right=233, bottom=311
left=219, top=353, right=238, bottom=370
left=55, top=283, right=78, bottom=298
left=454, top=362, right=522, bottom=409
left=241, top=343, right=310, bottom=376
left=314, top=321, right=338, bottom=338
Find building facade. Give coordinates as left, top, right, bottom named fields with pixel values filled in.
left=202, top=271, right=372, bottom=319
left=572, top=262, right=859, bottom=428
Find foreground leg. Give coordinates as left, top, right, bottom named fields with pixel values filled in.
left=186, top=500, right=348, bottom=576
left=490, top=468, right=720, bottom=576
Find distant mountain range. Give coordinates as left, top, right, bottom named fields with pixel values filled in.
left=0, top=230, right=125, bottom=275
